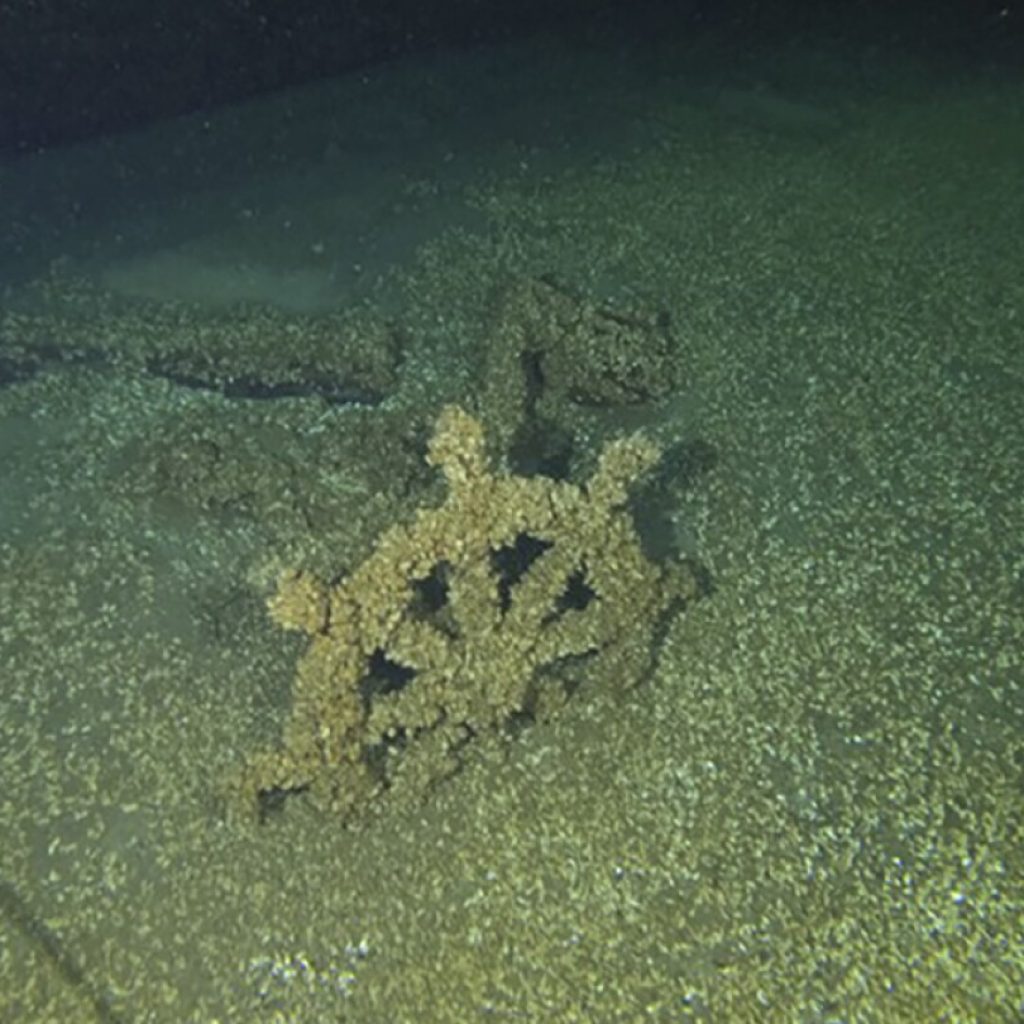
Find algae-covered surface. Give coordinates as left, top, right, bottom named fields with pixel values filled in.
left=1, top=27, right=1023, bottom=1024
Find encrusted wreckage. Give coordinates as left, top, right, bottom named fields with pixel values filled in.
left=479, top=276, right=682, bottom=462
left=236, top=404, right=697, bottom=822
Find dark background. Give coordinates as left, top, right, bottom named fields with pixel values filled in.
left=1, top=0, right=1020, bottom=157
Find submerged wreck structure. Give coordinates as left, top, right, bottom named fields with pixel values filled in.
left=236, top=404, right=697, bottom=823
